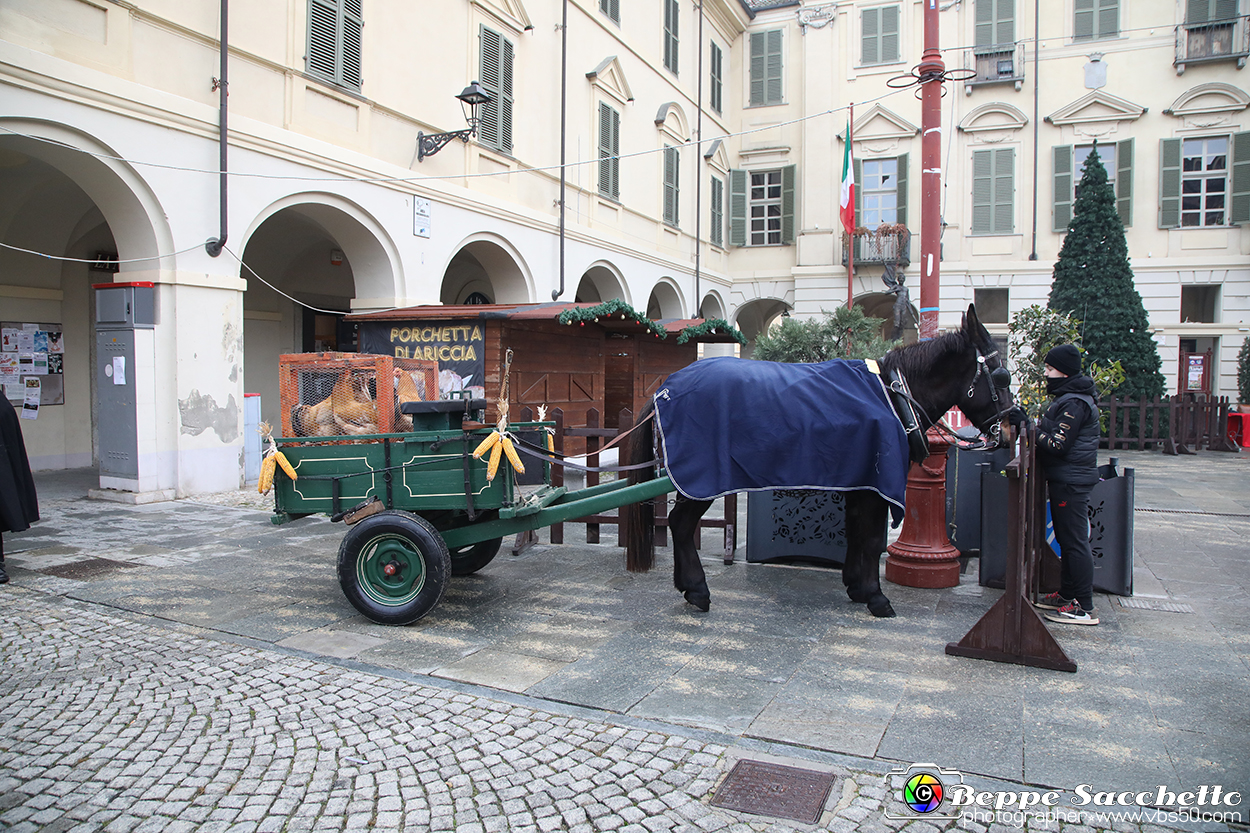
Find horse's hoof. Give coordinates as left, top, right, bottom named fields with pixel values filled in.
left=684, top=591, right=711, bottom=612
left=868, top=597, right=896, bottom=618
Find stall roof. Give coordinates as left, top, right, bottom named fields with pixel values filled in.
left=347, top=302, right=743, bottom=343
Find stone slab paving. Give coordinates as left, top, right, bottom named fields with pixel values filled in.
left=1, top=588, right=1239, bottom=833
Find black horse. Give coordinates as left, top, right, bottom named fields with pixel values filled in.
left=622, top=305, right=1014, bottom=619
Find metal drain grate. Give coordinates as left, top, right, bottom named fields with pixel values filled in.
left=1117, top=597, right=1195, bottom=614
left=710, top=760, right=836, bottom=825
left=38, top=558, right=142, bottom=581
left=1136, top=508, right=1250, bottom=519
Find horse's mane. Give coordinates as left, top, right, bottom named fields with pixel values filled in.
left=878, top=330, right=968, bottom=378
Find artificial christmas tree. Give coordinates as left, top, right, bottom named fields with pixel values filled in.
left=1048, top=144, right=1165, bottom=401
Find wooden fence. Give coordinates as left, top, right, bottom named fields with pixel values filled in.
left=1100, top=394, right=1240, bottom=454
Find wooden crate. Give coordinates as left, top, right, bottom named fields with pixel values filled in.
left=277, top=352, right=438, bottom=437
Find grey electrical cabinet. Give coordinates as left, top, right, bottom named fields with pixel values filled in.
left=94, top=282, right=154, bottom=480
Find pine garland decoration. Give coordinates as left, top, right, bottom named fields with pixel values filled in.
left=676, top=319, right=747, bottom=345
left=557, top=299, right=667, bottom=338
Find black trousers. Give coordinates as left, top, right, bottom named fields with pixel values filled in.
left=1048, top=480, right=1094, bottom=611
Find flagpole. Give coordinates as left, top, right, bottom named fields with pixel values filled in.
left=847, top=102, right=854, bottom=309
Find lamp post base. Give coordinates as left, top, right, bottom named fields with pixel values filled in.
left=885, top=429, right=961, bottom=589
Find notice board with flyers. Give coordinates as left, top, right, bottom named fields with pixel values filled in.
left=1, top=321, right=65, bottom=407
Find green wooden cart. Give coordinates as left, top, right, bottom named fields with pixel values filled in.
left=271, top=399, right=671, bottom=625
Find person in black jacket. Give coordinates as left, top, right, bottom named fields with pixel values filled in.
left=1, top=394, right=40, bottom=585
left=1032, top=344, right=1100, bottom=625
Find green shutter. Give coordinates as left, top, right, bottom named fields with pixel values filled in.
left=1053, top=145, right=1073, bottom=232
left=1098, top=0, right=1119, bottom=38
left=1187, top=0, right=1211, bottom=23
left=881, top=5, right=900, bottom=62
left=1116, top=138, right=1133, bottom=227
left=663, top=146, right=679, bottom=226
left=781, top=165, right=796, bottom=245
left=1230, top=131, right=1250, bottom=225
left=715, top=176, right=725, bottom=245
left=972, top=150, right=993, bottom=234
left=664, top=0, right=679, bottom=73
left=308, top=0, right=337, bottom=80
left=975, top=0, right=995, bottom=47
left=710, top=42, right=723, bottom=113
left=766, top=29, right=783, bottom=104
left=749, top=32, right=765, bottom=105
left=895, top=153, right=908, bottom=227
left=479, top=27, right=515, bottom=154
left=1074, top=0, right=1095, bottom=38
left=342, top=0, right=362, bottom=88
left=1159, top=138, right=1182, bottom=229
left=993, top=147, right=1014, bottom=233
left=862, top=7, right=879, bottom=64
left=1215, top=0, right=1239, bottom=20
left=600, top=0, right=619, bottom=23
left=997, top=0, right=1015, bottom=45
left=729, top=169, right=748, bottom=246
left=598, top=103, right=619, bottom=200
left=853, top=158, right=863, bottom=218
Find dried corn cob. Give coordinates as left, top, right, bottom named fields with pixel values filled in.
left=473, top=431, right=501, bottom=459
left=274, top=450, right=297, bottom=481
left=258, top=453, right=277, bottom=494
left=501, top=436, right=524, bottom=474
left=486, top=439, right=504, bottom=481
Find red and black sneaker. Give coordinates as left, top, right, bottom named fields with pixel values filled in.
left=1044, top=601, right=1099, bottom=626
left=1033, top=592, right=1072, bottom=611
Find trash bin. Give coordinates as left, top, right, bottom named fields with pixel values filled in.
left=745, top=489, right=846, bottom=566
left=980, top=458, right=1135, bottom=596
left=946, top=427, right=1013, bottom=556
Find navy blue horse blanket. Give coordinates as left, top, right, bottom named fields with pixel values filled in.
left=653, top=356, right=909, bottom=524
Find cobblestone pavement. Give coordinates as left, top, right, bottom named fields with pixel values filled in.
left=3, top=588, right=1238, bottom=833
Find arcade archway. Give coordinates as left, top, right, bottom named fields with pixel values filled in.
left=440, top=237, right=531, bottom=305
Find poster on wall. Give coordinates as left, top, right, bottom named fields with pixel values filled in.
left=1, top=321, right=64, bottom=406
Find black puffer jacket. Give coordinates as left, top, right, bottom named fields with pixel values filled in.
left=1037, top=374, right=1099, bottom=485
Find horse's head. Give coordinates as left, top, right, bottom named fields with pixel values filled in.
left=957, top=304, right=1015, bottom=448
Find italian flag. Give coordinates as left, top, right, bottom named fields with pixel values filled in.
left=840, top=122, right=855, bottom=236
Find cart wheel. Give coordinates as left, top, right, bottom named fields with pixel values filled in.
left=449, top=537, right=503, bottom=576
left=337, top=511, right=450, bottom=625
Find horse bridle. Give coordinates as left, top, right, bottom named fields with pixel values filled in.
left=961, top=347, right=1015, bottom=448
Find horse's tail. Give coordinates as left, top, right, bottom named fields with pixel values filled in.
left=622, top=399, right=656, bottom=573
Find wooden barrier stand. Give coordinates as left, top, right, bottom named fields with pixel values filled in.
left=946, top=426, right=1077, bottom=673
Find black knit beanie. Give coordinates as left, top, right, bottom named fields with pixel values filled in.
left=1044, top=344, right=1082, bottom=377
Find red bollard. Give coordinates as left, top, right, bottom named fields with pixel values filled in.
left=884, top=427, right=961, bottom=588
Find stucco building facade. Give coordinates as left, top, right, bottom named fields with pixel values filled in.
left=0, top=0, right=1246, bottom=496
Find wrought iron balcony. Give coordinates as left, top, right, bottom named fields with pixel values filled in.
left=963, top=42, right=1026, bottom=93
left=1175, top=14, right=1249, bottom=73
left=842, top=226, right=911, bottom=267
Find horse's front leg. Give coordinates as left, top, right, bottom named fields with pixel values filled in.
left=668, top=496, right=713, bottom=611
left=844, top=492, right=895, bottom=618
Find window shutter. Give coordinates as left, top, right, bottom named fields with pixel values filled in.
left=600, top=0, right=620, bottom=23
left=993, top=147, right=1014, bottom=233
left=781, top=165, right=797, bottom=245
left=1159, top=138, right=1182, bottom=229
left=1053, top=145, right=1073, bottom=232
left=997, top=0, right=1015, bottom=45
left=1074, top=0, right=1095, bottom=38
left=479, top=27, right=502, bottom=149
left=975, top=0, right=995, bottom=47
left=862, top=7, right=880, bottom=65
left=710, top=42, right=723, bottom=113
left=881, top=5, right=900, bottom=62
left=1116, top=138, right=1133, bottom=227
left=1231, top=131, right=1250, bottom=225
left=664, top=146, right=679, bottom=226
left=749, top=32, right=765, bottom=105
left=664, top=0, right=679, bottom=73
left=499, top=38, right=514, bottom=153
left=729, top=169, right=748, bottom=246
left=972, top=150, right=993, bottom=234
left=342, top=0, right=362, bottom=88
left=1214, top=0, right=1239, bottom=20
left=895, top=153, right=908, bottom=227
left=766, top=29, right=783, bottom=104
left=711, top=176, right=724, bottom=246
left=853, top=158, right=863, bottom=219
left=1097, top=0, right=1118, bottom=38
left=598, top=103, right=619, bottom=200
left=308, top=0, right=338, bottom=80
